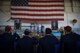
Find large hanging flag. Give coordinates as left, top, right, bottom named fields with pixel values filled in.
left=11, top=0, right=64, bottom=21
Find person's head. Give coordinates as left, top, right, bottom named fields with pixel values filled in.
left=5, top=25, right=12, bottom=33
left=45, top=28, right=52, bottom=34
left=24, top=29, right=31, bottom=35
left=64, top=26, right=72, bottom=33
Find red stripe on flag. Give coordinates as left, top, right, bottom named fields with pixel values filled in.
left=11, top=18, right=64, bottom=21
left=11, top=13, right=64, bottom=16
left=28, top=5, right=64, bottom=7
left=11, top=8, right=64, bottom=11
left=28, top=0, right=64, bottom=2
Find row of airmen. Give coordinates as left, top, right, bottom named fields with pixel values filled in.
left=0, top=25, right=80, bottom=53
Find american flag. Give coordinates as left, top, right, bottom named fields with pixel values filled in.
left=11, top=0, right=64, bottom=21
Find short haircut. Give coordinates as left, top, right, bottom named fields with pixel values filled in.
left=45, top=28, right=52, bottom=34
left=24, top=29, right=31, bottom=35
left=64, top=26, right=72, bottom=32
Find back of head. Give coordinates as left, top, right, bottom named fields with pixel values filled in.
left=5, top=25, right=12, bottom=33
left=24, top=29, right=31, bottom=35
left=64, top=26, right=72, bottom=33
left=45, top=28, right=52, bottom=34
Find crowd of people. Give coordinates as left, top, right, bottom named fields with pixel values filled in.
left=0, top=25, right=80, bottom=53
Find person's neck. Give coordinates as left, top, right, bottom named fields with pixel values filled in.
left=66, top=31, right=72, bottom=34
left=46, top=34, right=51, bottom=35
left=24, top=35, right=32, bottom=38
left=5, top=31, right=10, bottom=33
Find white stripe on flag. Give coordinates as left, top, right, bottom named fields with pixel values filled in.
left=11, top=11, right=64, bottom=14
left=11, top=6, right=64, bottom=10
left=11, top=15, right=64, bottom=19
left=29, top=2, right=64, bottom=5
